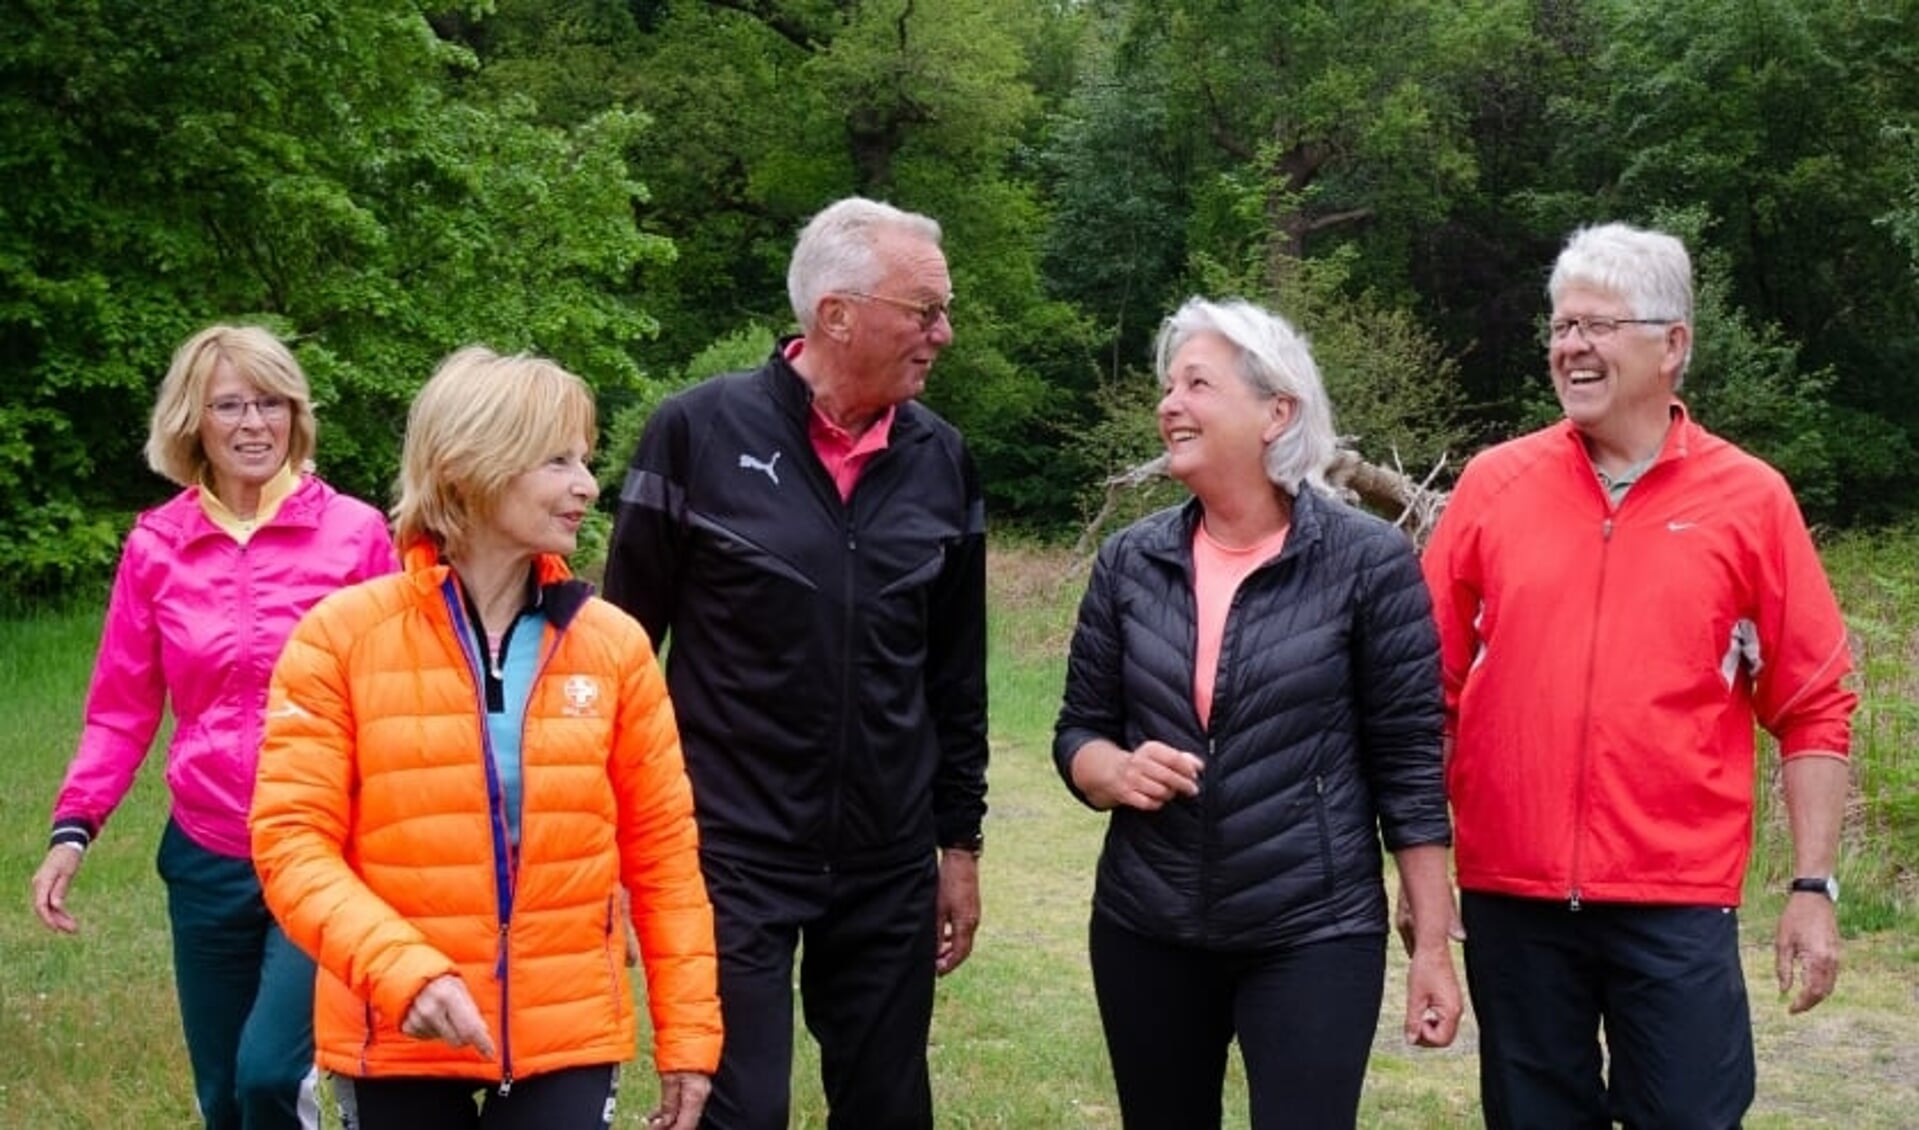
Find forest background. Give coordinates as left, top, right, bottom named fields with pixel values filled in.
left=7, top=0, right=1919, bottom=596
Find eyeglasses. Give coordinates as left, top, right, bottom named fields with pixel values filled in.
left=840, top=291, right=954, bottom=330
left=205, top=395, right=292, bottom=424
left=1545, top=315, right=1677, bottom=345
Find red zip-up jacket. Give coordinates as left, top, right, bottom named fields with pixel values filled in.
left=1421, top=406, right=1854, bottom=907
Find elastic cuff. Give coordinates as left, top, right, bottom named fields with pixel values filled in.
left=49, top=820, right=93, bottom=853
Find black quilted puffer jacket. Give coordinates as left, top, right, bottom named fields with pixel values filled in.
left=1054, top=489, right=1448, bottom=951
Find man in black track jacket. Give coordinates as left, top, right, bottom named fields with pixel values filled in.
left=603, top=196, right=988, bottom=1130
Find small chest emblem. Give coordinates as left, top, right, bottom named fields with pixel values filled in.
left=738, top=449, right=782, bottom=485
left=562, top=675, right=601, bottom=716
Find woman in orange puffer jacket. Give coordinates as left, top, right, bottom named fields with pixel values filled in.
left=251, top=347, right=720, bottom=1130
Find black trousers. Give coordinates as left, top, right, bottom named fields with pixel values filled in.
left=333, top=1064, right=618, bottom=1130
left=1462, top=892, right=1755, bottom=1130
left=1088, top=912, right=1387, bottom=1129
left=698, top=850, right=939, bottom=1130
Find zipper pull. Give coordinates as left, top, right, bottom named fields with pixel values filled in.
left=1569, top=889, right=1582, bottom=912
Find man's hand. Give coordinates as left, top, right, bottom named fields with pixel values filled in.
left=935, top=848, right=981, bottom=976
left=645, top=1070, right=711, bottom=1129
left=400, top=974, right=496, bottom=1058
left=30, top=845, right=84, bottom=934
left=1776, top=892, right=1841, bottom=1014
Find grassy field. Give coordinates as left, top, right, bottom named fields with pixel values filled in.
left=3, top=537, right=1916, bottom=1128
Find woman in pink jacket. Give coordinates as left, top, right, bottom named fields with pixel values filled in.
left=28, top=324, right=397, bottom=1130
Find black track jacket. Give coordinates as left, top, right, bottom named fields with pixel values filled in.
left=603, top=345, right=988, bottom=870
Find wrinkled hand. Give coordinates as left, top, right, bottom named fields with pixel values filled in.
left=1776, top=894, right=1841, bottom=1014
left=1395, top=874, right=1464, bottom=958
left=644, top=1070, right=711, bottom=1129
left=1106, top=740, right=1204, bottom=811
left=401, top=974, right=496, bottom=1058
left=30, top=845, right=84, bottom=934
left=1403, top=948, right=1464, bottom=1048
left=935, top=849, right=981, bottom=976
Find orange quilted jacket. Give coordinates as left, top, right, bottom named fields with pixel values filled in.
left=251, top=542, right=721, bottom=1083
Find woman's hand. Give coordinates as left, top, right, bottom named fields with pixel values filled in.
left=645, top=1071, right=712, bottom=1129
left=30, top=845, right=84, bottom=934
left=400, top=974, right=496, bottom=1059
left=1072, top=739, right=1204, bottom=811
left=1403, top=945, right=1464, bottom=1048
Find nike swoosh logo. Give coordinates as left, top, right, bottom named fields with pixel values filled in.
left=1667, top=520, right=1697, bottom=532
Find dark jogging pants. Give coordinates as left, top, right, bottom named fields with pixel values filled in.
left=157, top=818, right=318, bottom=1130
left=1462, top=891, right=1755, bottom=1130
left=697, top=850, right=939, bottom=1130
left=1088, top=911, right=1387, bottom=1129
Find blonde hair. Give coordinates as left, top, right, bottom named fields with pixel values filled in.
left=393, top=346, right=598, bottom=559
left=144, top=324, right=316, bottom=486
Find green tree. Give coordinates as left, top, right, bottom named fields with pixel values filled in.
left=0, top=0, right=671, bottom=601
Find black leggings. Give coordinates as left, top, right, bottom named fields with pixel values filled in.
left=1089, top=913, right=1386, bottom=1130
left=334, top=1065, right=618, bottom=1130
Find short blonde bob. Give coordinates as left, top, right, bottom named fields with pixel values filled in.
left=145, top=324, right=317, bottom=487
left=393, top=346, right=597, bottom=560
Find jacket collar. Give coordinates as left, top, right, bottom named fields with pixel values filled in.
left=765, top=338, right=928, bottom=447
left=151, top=473, right=326, bottom=545
left=1139, top=486, right=1326, bottom=569
left=400, top=537, right=592, bottom=629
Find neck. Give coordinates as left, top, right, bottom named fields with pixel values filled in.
left=792, top=343, right=884, bottom=437
left=1581, top=411, right=1671, bottom=477
left=451, top=550, right=534, bottom=635
left=1197, top=485, right=1292, bottom=549
left=211, top=476, right=264, bottom=520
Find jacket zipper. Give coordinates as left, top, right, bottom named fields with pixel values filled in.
left=1568, top=513, right=1615, bottom=912
left=444, top=578, right=528, bottom=1091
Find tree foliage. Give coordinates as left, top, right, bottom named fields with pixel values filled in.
left=6, top=0, right=1919, bottom=604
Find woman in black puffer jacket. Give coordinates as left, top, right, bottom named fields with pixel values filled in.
left=1054, top=297, right=1462, bottom=1130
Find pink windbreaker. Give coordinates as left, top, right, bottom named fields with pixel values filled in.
left=53, top=474, right=396, bottom=858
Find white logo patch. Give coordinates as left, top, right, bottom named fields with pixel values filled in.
left=562, top=675, right=601, bottom=716
left=738, top=450, right=782, bottom=485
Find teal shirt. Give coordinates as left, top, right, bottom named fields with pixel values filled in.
left=486, top=609, right=546, bottom=845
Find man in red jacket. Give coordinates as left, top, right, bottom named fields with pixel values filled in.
left=1420, top=222, right=1856, bottom=1128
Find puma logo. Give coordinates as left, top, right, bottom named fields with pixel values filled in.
left=738, top=450, right=782, bottom=485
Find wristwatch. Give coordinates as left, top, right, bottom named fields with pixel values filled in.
left=942, top=833, right=985, bottom=857
left=1788, top=876, right=1840, bottom=903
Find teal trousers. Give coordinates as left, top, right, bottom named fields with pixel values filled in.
left=157, top=818, right=318, bottom=1130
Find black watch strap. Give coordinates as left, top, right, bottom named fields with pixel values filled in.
left=1788, top=876, right=1838, bottom=901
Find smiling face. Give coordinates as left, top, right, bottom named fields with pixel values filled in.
left=837, top=228, right=954, bottom=409
left=470, top=437, right=600, bottom=563
left=197, top=358, right=291, bottom=510
left=1549, top=284, right=1688, bottom=446
left=1158, top=331, right=1292, bottom=501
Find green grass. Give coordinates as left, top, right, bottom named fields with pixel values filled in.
left=5, top=538, right=1917, bottom=1127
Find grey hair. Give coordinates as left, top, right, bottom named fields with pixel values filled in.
left=1549, top=222, right=1694, bottom=383
left=787, top=197, right=943, bottom=332
left=1154, top=297, right=1338, bottom=497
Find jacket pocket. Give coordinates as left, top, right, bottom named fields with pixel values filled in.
left=1310, top=775, right=1337, bottom=900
